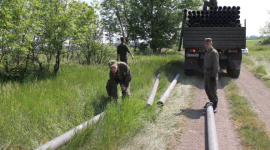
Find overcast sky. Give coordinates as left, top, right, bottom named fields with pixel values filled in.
left=79, top=0, right=270, bottom=36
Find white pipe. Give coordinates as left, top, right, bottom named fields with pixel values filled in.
left=35, top=112, right=104, bottom=150
left=206, top=102, right=219, bottom=150
left=157, top=74, right=180, bottom=106
left=147, top=74, right=160, bottom=105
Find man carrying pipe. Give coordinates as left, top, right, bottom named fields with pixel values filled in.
left=106, top=60, right=132, bottom=102
left=203, top=0, right=218, bottom=11
left=204, top=38, right=219, bottom=113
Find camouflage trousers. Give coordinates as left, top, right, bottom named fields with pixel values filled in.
left=120, top=58, right=128, bottom=64
left=106, top=79, right=130, bottom=101
left=204, top=70, right=218, bottom=103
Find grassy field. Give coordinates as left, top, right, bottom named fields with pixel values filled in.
left=242, top=40, right=270, bottom=87
left=2, top=40, right=270, bottom=149
left=0, top=53, right=184, bottom=149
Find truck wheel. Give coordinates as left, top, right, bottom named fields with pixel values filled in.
left=185, top=69, right=195, bottom=76
left=227, top=69, right=240, bottom=78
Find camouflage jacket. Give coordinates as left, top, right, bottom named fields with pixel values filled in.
left=204, top=47, right=219, bottom=77
left=117, top=43, right=130, bottom=59
left=109, top=62, right=132, bottom=88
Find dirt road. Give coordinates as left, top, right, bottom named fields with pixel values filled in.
left=176, top=65, right=270, bottom=149
left=234, top=66, right=270, bottom=132
left=175, top=76, right=242, bottom=150
left=121, top=65, right=270, bottom=149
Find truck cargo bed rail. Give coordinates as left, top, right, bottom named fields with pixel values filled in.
left=183, top=27, right=246, bottom=49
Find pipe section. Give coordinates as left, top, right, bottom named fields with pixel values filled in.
left=35, top=112, right=104, bottom=150
left=147, top=74, right=160, bottom=105
left=206, top=102, right=219, bottom=150
left=157, top=74, right=180, bottom=106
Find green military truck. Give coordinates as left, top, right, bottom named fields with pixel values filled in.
left=179, top=6, right=246, bottom=78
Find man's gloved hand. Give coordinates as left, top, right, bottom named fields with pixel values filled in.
left=211, top=76, right=216, bottom=81
left=131, top=55, right=134, bottom=59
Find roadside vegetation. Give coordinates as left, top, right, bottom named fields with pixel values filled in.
left=61, top=54, right=187, bottom=149
left=242, top=40, right=270, bottom=88
left=221, top=39, right=270, bottom=149
left=222, top=77, right=270, bottom=149
left=0, top=54, right=184, bottom=149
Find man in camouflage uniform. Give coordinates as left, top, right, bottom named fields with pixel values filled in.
left=204, top=38, right=219, bottom=113
left=117, top=37, right=134, bottom=64
left=203, top=0, right=218, bottom=11
left=106, top=60, right=132, bottom=102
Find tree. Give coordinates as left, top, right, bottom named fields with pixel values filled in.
left=100, top=0, right=201, bottom=53
left=259, top=21, right=270, bottom=36
left=0, top=0, right=31, bottom=79
left=101, top=0, right=127, bottom=39
left=0, top=0, right=102, bottom=80
left=259, top=10, right=270, bottom=44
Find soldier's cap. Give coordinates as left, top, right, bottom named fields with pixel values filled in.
left=204, top=38, right=212, bottom=43
left=108, top=60, right=117, bottom=67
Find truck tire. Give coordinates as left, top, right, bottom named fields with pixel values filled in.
left=227, top=69, right=240, bottom=78
left=185, top=69, right=195, bottom=76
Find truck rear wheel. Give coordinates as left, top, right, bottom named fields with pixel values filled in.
left=227, top=69, right=240, bottom=78
left=185, top=69, right=195, bottom=76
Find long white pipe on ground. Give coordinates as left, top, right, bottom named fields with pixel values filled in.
left=206, top=102, right=219, bottom=150
left=157, top=74, right=180, bottom=106
left=35, top=112, right=104, bottom=150
left=147, top=74, right=160, bottom=105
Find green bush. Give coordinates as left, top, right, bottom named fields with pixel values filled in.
left=259, top=37, right=270, bottom=45
left=136, top=43, right=152, bottom=55
left=80, top=42, right=115, bottom=65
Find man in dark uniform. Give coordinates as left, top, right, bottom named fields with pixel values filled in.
left=117, top=37, right=134, bottom=64
left=203, top=0, right=218, bottom=11
left=204, top=38, right=219, bottom=113
left=106, top=60, right=132, bottom=102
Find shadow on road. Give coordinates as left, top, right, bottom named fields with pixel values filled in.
left=174, top=108, right=206, bottom=120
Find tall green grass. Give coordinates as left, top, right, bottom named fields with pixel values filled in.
left=61, top=55, right=184, bottom=149
left=0, top=54, right=183, bottom=149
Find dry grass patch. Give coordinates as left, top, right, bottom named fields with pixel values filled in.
left=120, top=75, right=199, bottom=150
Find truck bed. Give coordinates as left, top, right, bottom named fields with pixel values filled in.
left=183, top=27, right=246, bottom=49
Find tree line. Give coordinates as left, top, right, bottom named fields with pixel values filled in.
left=0, top=0, right=113, bottom=81
left=0, top=0, right=201, bottom=81
left=101, top=0, right=201, bottom=53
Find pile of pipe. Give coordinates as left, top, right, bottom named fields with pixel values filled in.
left=186, top=6, right=241, bottom=27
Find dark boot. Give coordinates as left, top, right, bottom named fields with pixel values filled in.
left=213, top=101, right=218, bottom=113
left=112, top=96, right=117, bottom=103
